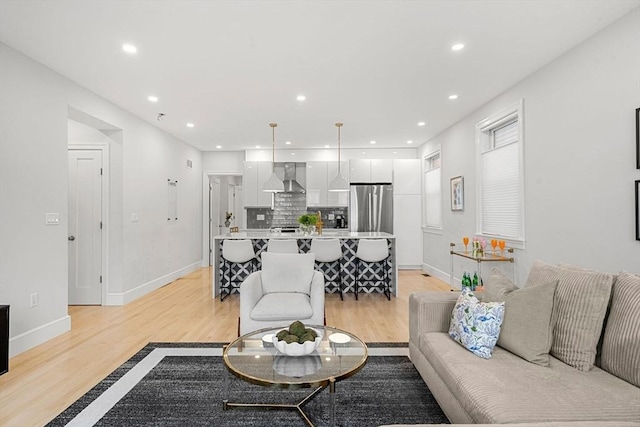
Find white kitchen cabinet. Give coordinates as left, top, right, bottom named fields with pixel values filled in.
left=393, top=194, right=423, bottom=268
left=393, top=159, right=421, bottom=195
left=257, top=162, right=273, bottom=207
left=327, top=161, right=349, bottom=206
left=371, top=159, right=393, bottom=182
left=243, top=161, right=274, bottom=207
left=306, top=161, right=328, bottom=207
left=243, top=161, right=258, bottom=207
left=349, top=159, right=392, bottom=183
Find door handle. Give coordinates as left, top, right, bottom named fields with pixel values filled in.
left=68, top=235, right=75, bottom=241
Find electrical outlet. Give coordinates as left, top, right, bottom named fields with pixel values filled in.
left=30, top=293, right=38, bottom=307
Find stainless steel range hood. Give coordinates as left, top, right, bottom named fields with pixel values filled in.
left=281, top=162, right=305, bottom=193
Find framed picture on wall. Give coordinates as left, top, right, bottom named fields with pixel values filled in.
left=450, top=176, right=464, bottom=211
left=636, top=180, right=640, bottom=241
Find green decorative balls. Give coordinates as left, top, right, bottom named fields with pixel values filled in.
left=276, top=321, right=318, bottom=344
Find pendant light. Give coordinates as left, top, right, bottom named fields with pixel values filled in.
left=262, top=123, right=284, bottom=193
left=328, top=122, right=349, bottom=192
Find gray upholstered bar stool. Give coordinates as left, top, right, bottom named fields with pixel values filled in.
left=221, top=239, right=256, bottom=301
left=266, top=239, right=299, bottom=253
left=310, top=238, right=344, bottom=300
left=354, top=238, right=391, bottom=300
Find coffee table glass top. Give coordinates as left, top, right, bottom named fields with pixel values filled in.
left=223, top=325, right=368, bottom=389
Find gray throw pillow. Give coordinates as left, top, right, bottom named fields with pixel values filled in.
left=600, top=272, right=640, bottom=387
left=483, top=268, right=558, bottom=366
left=525, top=260, right=613, bottom=371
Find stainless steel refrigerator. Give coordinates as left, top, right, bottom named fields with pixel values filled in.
left=349, top=184, right=393, bottom=233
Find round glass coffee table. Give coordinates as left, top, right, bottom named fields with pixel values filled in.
left=222, top=325, right=368, bottom=427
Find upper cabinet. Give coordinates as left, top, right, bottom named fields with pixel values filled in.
left=306, top=161, right=328, bottom=207
left=349, top=159, right=392, bottom=183
left=392, top=159, right=421, bottom=195
left=307, top=161, right=349, bottom=207
left=243, top=161, right=273, bottom=207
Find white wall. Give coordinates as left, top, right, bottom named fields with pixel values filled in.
left=0, top=42, right=203, bottom=356
left=420, top=9, right=640, bottom=286
left=202, top=151, right=244, bottom=173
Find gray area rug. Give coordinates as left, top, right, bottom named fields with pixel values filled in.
left=48, top=342, right=449, bottom=426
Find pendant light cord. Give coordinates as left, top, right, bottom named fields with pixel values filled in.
left=336, top=122, right=343, bottom=173
left=270, top=123, right=277, bottom=170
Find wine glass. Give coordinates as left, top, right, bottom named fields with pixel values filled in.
left=480, top=239, right=487, bottom=256
left=498, top=240, right=506, bottom=257
left=462, top=236, right=469, bottom=253
left=491, top=239, right=498, bottom=255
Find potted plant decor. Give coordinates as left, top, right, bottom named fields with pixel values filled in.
left=297, top=214, right=317, bottom=235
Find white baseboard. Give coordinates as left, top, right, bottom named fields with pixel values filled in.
left=105, top=261, right=202, bottom=306
left=421, top=263, right=459, bottom=289
left=9, top=315, right=71, bottom=358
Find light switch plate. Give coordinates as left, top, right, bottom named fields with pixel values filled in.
left=45, top=213, right=60, bottom=225
left=131, top=213, right=139, bottom=222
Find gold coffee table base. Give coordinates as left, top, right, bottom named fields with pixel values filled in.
left=222, top=378, right=335, bottom=427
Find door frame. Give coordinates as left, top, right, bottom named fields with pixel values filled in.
left=68, top=143, right=110, bottom=305
left=201, top=171, right=243, bottom=267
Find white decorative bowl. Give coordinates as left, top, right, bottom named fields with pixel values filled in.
left=272, top=329, right=322, bottom=356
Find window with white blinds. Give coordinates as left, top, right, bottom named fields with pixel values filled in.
left=423, top=150, right=442, bottom=229
left=476, top=100, right=524, bottom=246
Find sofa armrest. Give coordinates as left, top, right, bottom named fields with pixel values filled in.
left=309, top=271, right=326, bottom=321
left=239, top=271, right=264, bottom=334
left=409, top=291, right=459, bottom=344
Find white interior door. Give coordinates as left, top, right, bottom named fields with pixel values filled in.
left=68, top=149, right=103, bottom=305
left=209, top=178, right=221, bottom=265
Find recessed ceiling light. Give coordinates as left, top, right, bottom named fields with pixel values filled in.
left=296, top=95, right=306, bottom=101
left=186, top=123, right=194, bottom=128
left=361, top=151, right=366, bottom=155
left=407, top=140, right=414, bottom=144
left=418, top=122, right=426, bottom=126
left=285, top=141, right=291, bottom=145
left=449, top=94, right=458, bottom=100
left=122, top=44, right=137, bottom=54
left=255, top=145, right=261, bottom=149
left=393, top=151, right=398, bottom=154
left=291, top=152, right=295, bottom=155
left=451, top=43, right=465, bottom=51
left=216, top=145, right=222, bottom=149
left=324, top=144, right=330, bottom=148
left=148, top=95, right=158, bottom=102
left=370, top=140, right=376, bottom=145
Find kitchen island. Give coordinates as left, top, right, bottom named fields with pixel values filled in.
left=213, top=231, right=397, bottom=299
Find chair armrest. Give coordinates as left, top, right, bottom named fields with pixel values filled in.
left=409, top=292, right=459, bottom=344
left=309, top=271, right=325, bottom=320
left=239, top=272, right=264, bottom=328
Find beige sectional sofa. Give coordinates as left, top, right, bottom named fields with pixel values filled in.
left=407, top=262, right=640, bottom=426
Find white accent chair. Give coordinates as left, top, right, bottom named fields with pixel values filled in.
left=354, top=238, right=391, bottom=300
left=239, top=252, right=325, bottom=336
left=266, top=239, right=299, bottom=253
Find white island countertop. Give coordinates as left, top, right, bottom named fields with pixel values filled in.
left=214, top=230, right=395, bottom=239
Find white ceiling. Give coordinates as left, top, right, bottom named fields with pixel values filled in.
left=1, top=0, right=638, bottom=152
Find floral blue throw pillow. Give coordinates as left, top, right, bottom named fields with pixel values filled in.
left=449, top=289, right=505, bottom=359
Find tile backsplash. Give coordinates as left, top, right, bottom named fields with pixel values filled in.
left=247, top=201, right=348, bottom=229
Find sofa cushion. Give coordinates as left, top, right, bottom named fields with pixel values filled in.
left=251, top=293, right=313, bottom=321
left=260, top=252, right=315, bottom=295
left=418, top=332, right=640, bottom=424
left=525, top=260, right=613, bottom=371
left=483, top=268, right=557, bottom=366
left=600, top=271, right=640, bottom=387
left=449, top=289, right=504, bottom=359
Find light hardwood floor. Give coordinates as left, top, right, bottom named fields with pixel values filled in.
left=0, top=268, right=450, bottom=427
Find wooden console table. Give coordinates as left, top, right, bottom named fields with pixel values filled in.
left=449, top=243, right=515, bottom=290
